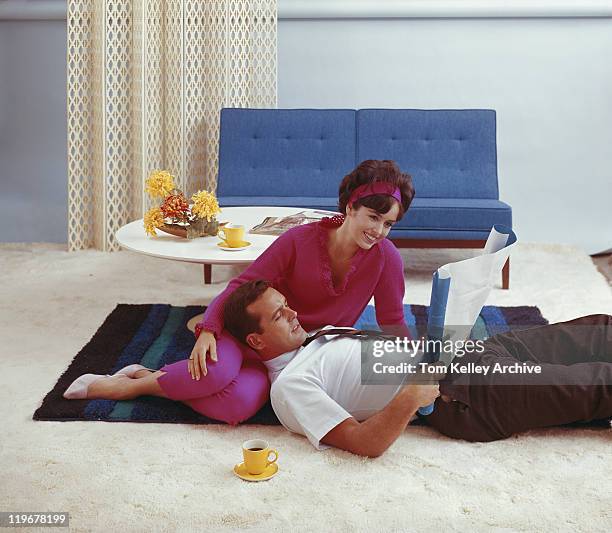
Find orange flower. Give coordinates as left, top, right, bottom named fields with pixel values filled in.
left=160, top=192, right=189, bottom=222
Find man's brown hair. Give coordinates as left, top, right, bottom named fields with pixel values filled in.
left=223, top=280, right=272, bottom=344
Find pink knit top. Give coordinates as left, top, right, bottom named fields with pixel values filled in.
left=199, top=221, right=410, bottom=338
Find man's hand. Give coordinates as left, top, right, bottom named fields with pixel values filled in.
left=188, top=331, right=217, bottom=380
left=402, top=382, right=441, bottom=409
left=322, top=369, right=442, bottom=457
left=402, top=362, right=447, bottom=407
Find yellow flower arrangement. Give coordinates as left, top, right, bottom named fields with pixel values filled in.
left=191, top=190, right=221, bottom=221
left=143, top=169, right=221, bottom=238
left=143, top=207, right=165, bottom=236
left=145, top=170, right=176, bottom=199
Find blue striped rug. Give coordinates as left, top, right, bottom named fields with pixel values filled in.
left=34, top=303, right=548, bottom=425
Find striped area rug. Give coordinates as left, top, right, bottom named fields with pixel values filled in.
left=33, top=303, right=548, bottom=425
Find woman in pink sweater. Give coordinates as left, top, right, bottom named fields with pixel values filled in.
left=64, top=160, right=415, bottom=423
left=176, top=158, right=414, bottom=419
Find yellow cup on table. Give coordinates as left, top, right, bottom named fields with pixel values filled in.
left=218, top=224, right=245, bottom=247
left=242, top=439, right=278, bottom=475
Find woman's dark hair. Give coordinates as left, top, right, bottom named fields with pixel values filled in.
left=338, top=160, right=415, bottom=220
left=223, top=280, right=272, bottom=344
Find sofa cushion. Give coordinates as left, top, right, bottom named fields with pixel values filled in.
left=357, top=109, right=499, bottom=199
left=398, top=198, right=512, bottom=232
left=217, top=108, right=356, bottom=198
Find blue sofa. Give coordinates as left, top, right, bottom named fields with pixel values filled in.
left=216, top=108, right=512, bottom=288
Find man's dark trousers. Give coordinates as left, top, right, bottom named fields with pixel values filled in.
left=426, top=314, right=612, bottom=441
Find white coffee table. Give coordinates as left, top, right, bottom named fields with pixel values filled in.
left=116, top=206, right=335, bottom=284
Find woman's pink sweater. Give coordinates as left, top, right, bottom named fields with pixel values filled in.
left=199, top=222, right=409, bottom=337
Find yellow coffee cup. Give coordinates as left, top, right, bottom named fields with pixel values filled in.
left=242, top=439, right=278, bottom=475
left=218, top=224, right=245, bottom=247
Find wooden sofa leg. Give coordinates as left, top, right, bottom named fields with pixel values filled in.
left=502, top=258, right=510, bottom=289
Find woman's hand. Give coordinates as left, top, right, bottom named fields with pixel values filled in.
left=188, top=330, right=218, bottom=380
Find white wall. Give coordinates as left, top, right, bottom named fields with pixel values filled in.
left=278, top=1, right=612, bottom=254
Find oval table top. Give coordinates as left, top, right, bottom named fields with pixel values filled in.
left=115, top=206, right=334, bottom=265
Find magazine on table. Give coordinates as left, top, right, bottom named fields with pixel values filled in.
left=249, top=210, right=337, bottom=236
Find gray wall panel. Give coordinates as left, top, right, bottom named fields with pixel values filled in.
left=0, top=19, right=67, bottom=243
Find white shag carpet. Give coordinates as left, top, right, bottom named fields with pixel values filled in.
left=0, top=242, right=611, bottom=533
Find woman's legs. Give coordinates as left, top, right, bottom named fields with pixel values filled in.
left=76, top=326, right=271, bottom=423
left=73, top=331, right=253, bottom=401
left=156, top=332, right=245, bottom=399
left=184, top=360, right=269, bottom=425
left=87, top=370, right=169, bottom=400
left=83, top=361, right=270, bottom=425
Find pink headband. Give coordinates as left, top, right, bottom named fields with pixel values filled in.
left=348, top=182, right=402, bottom=206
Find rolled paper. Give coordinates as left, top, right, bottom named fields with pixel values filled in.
left=417, top=224, right=517, bottom=416
left=418, top=271, right=451, bottom=416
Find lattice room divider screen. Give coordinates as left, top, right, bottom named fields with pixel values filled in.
left=67, top=1, right=277, bottom=251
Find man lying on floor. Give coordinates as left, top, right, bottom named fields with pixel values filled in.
left=223, top=280, right=612, bottom=457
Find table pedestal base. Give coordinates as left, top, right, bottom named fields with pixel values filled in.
left=203, top=264, right=212, bottom=284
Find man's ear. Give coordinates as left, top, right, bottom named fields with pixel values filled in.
left=245, top=332, right=264, bottom=351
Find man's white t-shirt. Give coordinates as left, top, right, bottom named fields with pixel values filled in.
left=264, top=326, right=410, bottom=450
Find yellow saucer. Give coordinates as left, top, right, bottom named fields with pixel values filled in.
left=217, top=240, right=251, bottom=251
left=233, top=462, right=279, bottom=482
